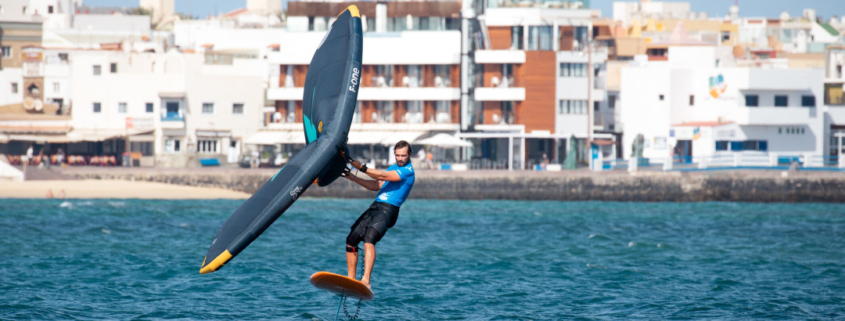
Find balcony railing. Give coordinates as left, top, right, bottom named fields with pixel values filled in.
left=161, top=113, right=184, bottom=121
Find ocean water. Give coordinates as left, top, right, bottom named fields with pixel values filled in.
left=1, top=198, right=844, bottom=320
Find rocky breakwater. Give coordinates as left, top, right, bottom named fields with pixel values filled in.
left=65, top=168, right=845, bottom=203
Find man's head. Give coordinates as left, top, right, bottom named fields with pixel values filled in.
left=394, top=140, right=412, bottom=167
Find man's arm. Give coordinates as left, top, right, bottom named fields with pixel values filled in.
left=349, top=160, right=401, bottom=182
left=345, top=174, right=382, bottom=191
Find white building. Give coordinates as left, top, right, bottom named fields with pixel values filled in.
left=69, top=50, right=264, bottom=167
left=620, top=46, right=825, bottom=164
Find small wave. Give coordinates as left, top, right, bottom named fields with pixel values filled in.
left=657, top=243, right=665, bottom=248
left=101, top=228, right=112, bottom=235
left=59, top=202, right=73, bottom=208
left=533, top=212, right=543, bottom=216
left=108, top=201, right=125, bottom=207
left=179, top=223, right=191, bottom=227
left=588, top=233, right=611, bottom=240
left=628, top=241, right=636, bottom=247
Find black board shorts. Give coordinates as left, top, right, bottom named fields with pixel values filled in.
left=347, top=201, right=400, bottom=246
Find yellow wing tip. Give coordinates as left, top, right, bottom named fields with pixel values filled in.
left=199, top=250, right=233, bottom=274
left=347, top=5, right=360, bottom=18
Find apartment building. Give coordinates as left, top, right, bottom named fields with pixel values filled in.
left=463, top=0, right=613, bottom=169
left=254, top=1, right=463, bottom=165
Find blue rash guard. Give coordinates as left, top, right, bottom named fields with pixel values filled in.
left=375, top=163, right=415, bottom=207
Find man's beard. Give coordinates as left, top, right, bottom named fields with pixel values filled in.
left=396, top=159, right=408, bottom=166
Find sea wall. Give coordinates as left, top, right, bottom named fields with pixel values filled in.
left=66, top=170, right=845, bottom=203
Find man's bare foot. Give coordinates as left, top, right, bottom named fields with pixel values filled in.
left=360, top=279, right=371, bottom=290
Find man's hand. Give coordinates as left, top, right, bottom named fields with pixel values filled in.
left=350, top=159, right=363, bottom=170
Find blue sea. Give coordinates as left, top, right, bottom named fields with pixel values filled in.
left=1, top=199, right=844, bottom=320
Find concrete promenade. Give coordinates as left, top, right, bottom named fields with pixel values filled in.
left=24, top=166, right=845, bottom=203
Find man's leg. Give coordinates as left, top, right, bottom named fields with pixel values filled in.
left=346, top=245, right=358, bottom=279
left=360, top=243, right=376, bottom=288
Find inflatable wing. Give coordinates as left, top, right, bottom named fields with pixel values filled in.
left=200, top=6, right=362, bottom=274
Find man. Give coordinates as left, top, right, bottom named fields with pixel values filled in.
left=343, top=140, right=416, bottom=289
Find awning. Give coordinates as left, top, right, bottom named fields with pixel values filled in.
left=66, top=128, right=154, bottom=142
left=0, top=134, right=7, bottom=143
left=381, top=131, right=425, bottom=146
left=243, top=130, right=305, bottom=145
left=348, top=131, right=393, bottom=145
left=7, top=134, right=82, bottom=143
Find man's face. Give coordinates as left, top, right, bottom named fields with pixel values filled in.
left=395, top=146, right=410, bottom=167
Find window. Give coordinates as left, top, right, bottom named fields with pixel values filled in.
left=608, top=95, right=616, bottom=109
left=11, top=82, right=18, bottom=93
left=93, top=65, right=101, bottom=75
left=730, top=141, right=743, bottom=151
left=435, top=101, right=451, bottom=123
left=165, top=138, right=181, bottom=152
left=745, top=95, right=759, bottom=107
left=801, top=95, right=816, bottom=107
left=59, top=53, right=68, bottom=61
left=232, top=103, right=244, bottom=114
left=558, top=100, right=587, bottom=114
left=118, top=102, right=127, bottom=113
left=727, top=140, right=768, bottom=151
left=511, top=26, right=524, bottom=50
left=689, top=95, right=695, bottom=106
left=48, top=5, right=53, bottom=13
left=130, top=142, right=153, bottom=156
left=1, top=46, right=10, bottom=58
left=721, top=31, right=730, bottom=41
left=405, top=101, right=423, bottom=123
left=559, top=63, right=586, bottom=77
left=716, top=141, right=728, bottom=151
left=145, top=103, right=153, bottom=113
left=659, top=94, right=664, bottom=101
left=376, top=101, right=394, bottom=123
left=775, top=95, right=788, bottom=107
left=594, top=101, right=600, bottom=111
left=93, top=102, right=101, bottom=113
left=197, top=139, right=219, bottom=153
left=202, top=103, right=214, bottom=114
left=527, top=26, right=553, bottom=50
left=110, top=63, right=117, bottom=73
left=53, top=82, right=60, bottom=92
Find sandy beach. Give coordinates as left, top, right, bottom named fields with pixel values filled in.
left=0, top=180, right=250, bottom=199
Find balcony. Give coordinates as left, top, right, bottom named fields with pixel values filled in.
left=475, top=50, right=525, bottom=64
left=160, top=113, right=184, bottom=129
left=474, top=87, right=525, bottom=101
left=267, top=87, right=304, bottom=101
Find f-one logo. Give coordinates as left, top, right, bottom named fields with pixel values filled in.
left=348, top=67, right=360, bottom=93
left=290, top=186, right=303, bottom=200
